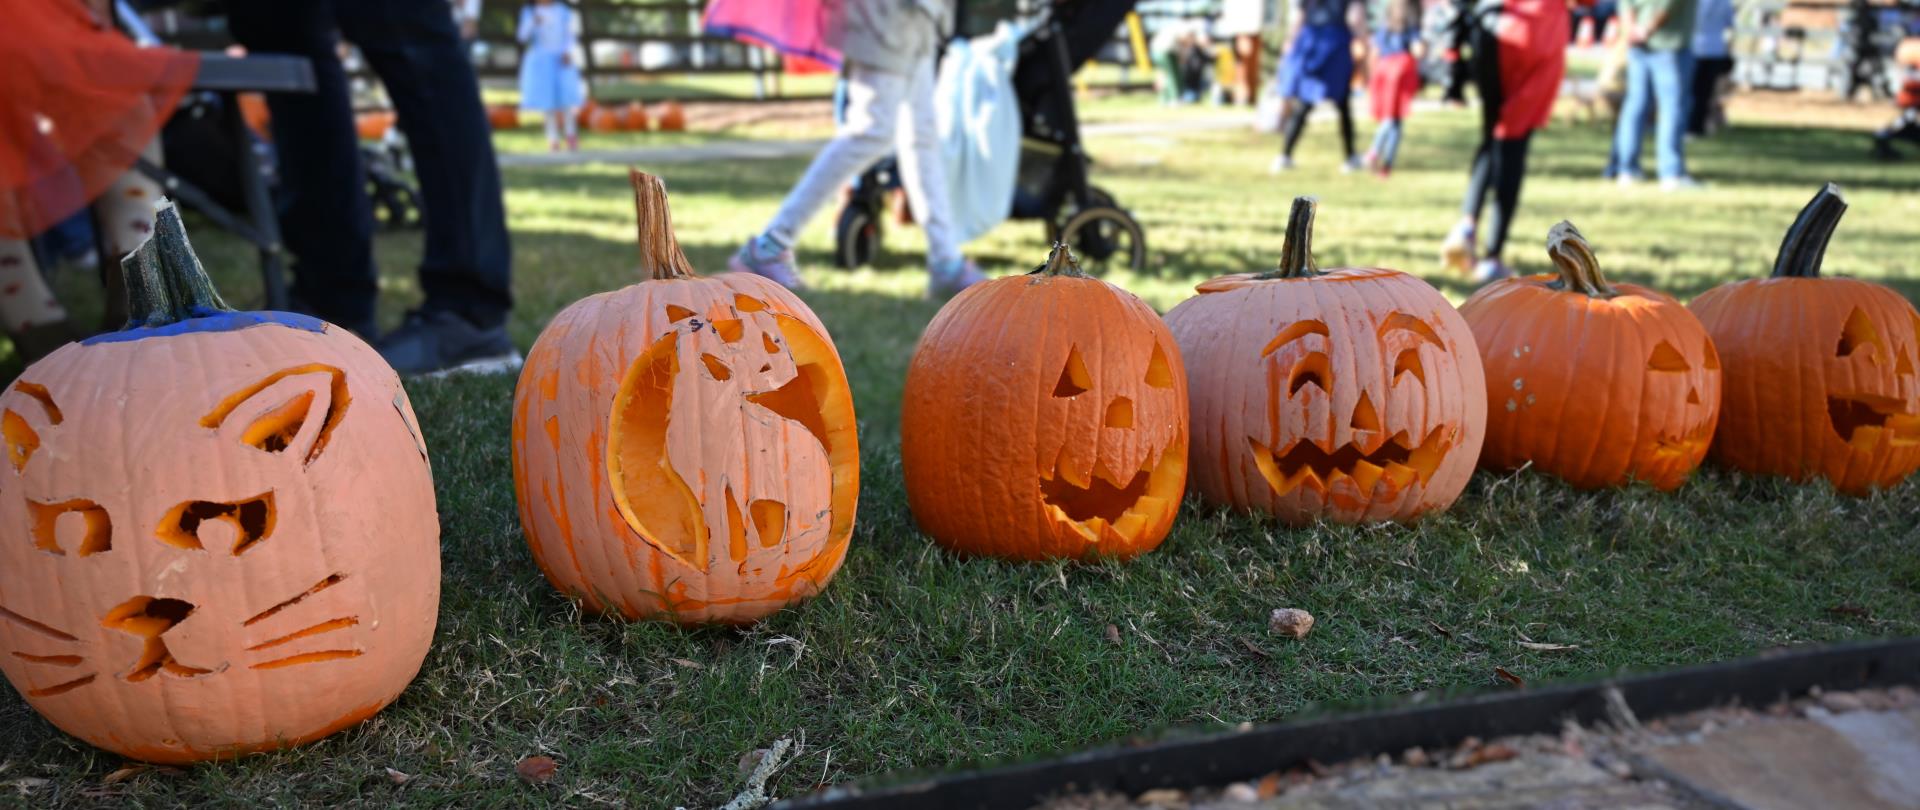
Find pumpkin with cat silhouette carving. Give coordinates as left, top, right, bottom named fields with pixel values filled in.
left=0, top=201, right=439, bottom=763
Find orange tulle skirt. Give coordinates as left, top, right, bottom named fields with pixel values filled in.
left=0, top=1, right=199, bottom=239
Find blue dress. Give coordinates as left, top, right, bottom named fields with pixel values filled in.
left=519, top=4, right=584, bottom=112
left=1276, top=0, right=1356, bottom=104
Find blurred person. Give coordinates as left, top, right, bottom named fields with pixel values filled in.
left=0, top=0, right=196, bottom=360
left=1687, top=0, right=1733, bottom=135
left=1272, top=0, right=1369, bottom=173
left=729, top=0, right=984, bottom=298
left=1611, top=0, right=1701, bottom=189
left=228, top=0, right=516, bottom=375
left=1218, top=0, right=1268, bottom=105
left=1363, top=0, right=1425, bottom=176
left=1438, top=0, right=1572, bottom=282
left=518, top=0, right=584, bottom=152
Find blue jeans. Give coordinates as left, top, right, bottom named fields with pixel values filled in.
left=1368, top=119, right=1404, bottom=169
left=230, top=0, right=512, bottom=329
left=1612, top=48, right=1692, bottom=180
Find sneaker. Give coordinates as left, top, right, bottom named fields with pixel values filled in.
left=566, top=133, right=579, bottom=152
left=1471, top=258, right=1512, bottom=284
left=376, top=309, right=522, bottom=377
left=1440, top=220, right=1476, bottom=274
left=1341, top=155, right=1363, bottom=174
left=1361, top=149, right=1379, bottom=171
left=928, top=258, right=987, bottom=299
left=1660, top=175, right=1705, bottom=192
left=728, top=238, right=805, bottom=289
left=1616, top=171, right=1643, bottom=187
left=1269, top=155, right=1295, bottom=173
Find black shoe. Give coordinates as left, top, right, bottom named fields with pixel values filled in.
left=376, top=310, right=521, bottom=376
left=284, top=296, right=379, bottom=342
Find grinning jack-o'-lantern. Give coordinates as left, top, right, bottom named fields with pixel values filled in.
left=1166, top=198, right=1486, bottom=524
left=902, top=244, right=1188, bottom=560
left=0, top=202, right=439, bottom=763
left=1690, top=183, right=1920, bottom=494
left=512, top=170, right=859, bottom=624
left=1460, top=221, right=1722, bottom=491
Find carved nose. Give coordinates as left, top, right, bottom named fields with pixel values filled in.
left=1350, top=392, right=1382, bottom=433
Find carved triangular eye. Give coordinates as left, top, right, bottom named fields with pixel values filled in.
left=203, top=365, right=349, bottom=464
left=1648, top=341, right=1690, bottom=372
left=1145, top=343, right=1175, bottom=389
left=1838, top=307, right=1884, bottom=361
left=1053, top=345, right=1091, bottom=397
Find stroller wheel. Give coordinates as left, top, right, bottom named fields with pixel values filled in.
left=833, top=204, right=882, bottom=269
left=1053, top=206, right=1147, bottom=276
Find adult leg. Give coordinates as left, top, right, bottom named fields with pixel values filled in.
left=1649, top=49, right=1688, bottom=179
left=761, top=65, right=908, bottom=248
left=1687, top=55, right=1718, bottom=134
left=1280, top=101, right=1312, bottom=158
left=227, top=0, right=379, bottom=332
left=1481, top=133, right=1532, bottom=261
left=1612, top=48, right=1653, bottom=179
left=340, top=0, right=513, bottom=329
left=893, top=59, right=960, bottom=270
left=1335, top=97, right=1356, bottom=160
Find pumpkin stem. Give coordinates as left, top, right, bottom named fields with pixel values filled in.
left=1544, top=221, right=1616, bottom=298
left=1771, top=182, right=1846, bottom=279
left=1030, top=242, right=1088, bottom=278
left=631, top=168, right=696, bottom=280
left=121, top=199, right=233, bottom=329
left=1259, top=197, right=1320, bottom=279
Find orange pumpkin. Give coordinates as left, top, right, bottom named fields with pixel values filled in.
left=238, top=92, right=272, bottom=140
left=619, top=101, right=650, bottom=131
left=512, top=170, right=859, bottom=624
left=587, top=105, right=621, bottom=133
left=487, top=103, right=521, bottom=130
left=0, top=201, right=438, bottom=763
left=575, top=100, right=599, bottom=128
left=901, top=244, right=1188, bottom=560
left=353, top=109, right=395, bottom=140
left=1165, top=197, right=1486, bottom=524
left=1690, top=183, right=1920, bottom=494
left=1460, top=221, right=1721, bottom=490
left=653, top=100, right=687, bottom=132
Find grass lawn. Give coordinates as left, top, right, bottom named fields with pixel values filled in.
left=4, top=95, right=1920, bottom=807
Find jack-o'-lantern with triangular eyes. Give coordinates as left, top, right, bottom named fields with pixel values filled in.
left=902, top=244, right=1188, bottom=560
left=1460, top=221, right=1721, bottom=491
left=512, top=170, right=859, bottom=624
left=1166, top=198, right=1487, bottom=524
left=0, top=202, right=439, bottom=763
left=1691, top=183, right=1920, bottom=495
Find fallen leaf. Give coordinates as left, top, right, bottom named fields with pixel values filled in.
left=1426, top=619, right=1452, bottom=639
left=1826, top=604, right=1871, bottom=620
left=102, top=766, right=145, bottom=785
left=1517, top=641, right=1578, bottom=652
left=385, top=767, right=411, bottom=785
left=1269, top=608, right=1315, bottom=639
left=1256, top=771, right=1282, bottom=798
left=1494, top=667, right=1525, bottom=688
left=1105, top=624, right=1121, bottom=644
left=515, top=756, right=558, bottom=785
left=669, top=658, right=703, bottom=669
left=1459, top=742, right=1520, bottom=768
left=1237, top=637, right=1269, bottom=658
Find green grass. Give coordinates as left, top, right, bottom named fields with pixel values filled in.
left=5, top=96, right=1920, bottom=807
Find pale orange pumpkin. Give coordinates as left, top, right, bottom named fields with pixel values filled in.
left=619, top=101, right=651, bottom=131
left=512, top=170, right=859, bottom=623
left=1690, top=183, right=1920, bottom=494
left=901, top=244, right=1188, bottom=560
left=1165, top=197, right=1486, bottom=524
left=0, top=201, right=439, bottom=763
left=1460, top=221, right=1721, bottom=490
left=653, top=100, right=687, bottom=132
left=587, top=105, right=621, bottom=133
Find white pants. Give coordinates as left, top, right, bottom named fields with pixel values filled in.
left=764, top=60, right=961, bottom=269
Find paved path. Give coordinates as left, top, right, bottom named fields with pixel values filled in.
left=496, top=115, right=1256, bottom=169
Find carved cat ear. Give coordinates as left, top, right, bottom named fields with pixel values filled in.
left=202, top=365, right=350, bottom=465
left=3, top=381, right=63, bottom=473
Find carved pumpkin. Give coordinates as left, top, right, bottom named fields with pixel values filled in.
left=487, top=103, right=521, bottom=130
left=512, top=170, right=858, bottom=624
left=0, top=202, right=439, bottom=763
left=653, top=100, right=687, bottom=132
left=1460, top=222, right=1721, bottom=490
left=1165, top=197, right=1486, bottom=524
left=901, top=245, right=1188, bottom=560
left=619, top=101, right=651, bottom=131
left=1690, top=183, right=1920, bottom=495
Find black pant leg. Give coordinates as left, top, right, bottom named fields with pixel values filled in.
left=227, top=0, right=380, bottom=328
left=1483, top=133, right=1531, bottom=260
left=1281, top=103, right=1312, bottom=157
left=338, top=0, right=513, bottom=328
left=1334, top=97, right=1355, bottom=159
left=1462, top=12, right=1505, bottom=222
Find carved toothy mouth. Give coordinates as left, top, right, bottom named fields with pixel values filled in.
left=1248, top=427, right=1451, bottom=496
left=1828, top=395, right=1920, bottom=449
left=1038, top=447, right=1184, bottom=542
left=1651, top=423, right=1714, bottom=459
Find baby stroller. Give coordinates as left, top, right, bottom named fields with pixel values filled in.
left=832, top=1, right=1148, bottom=275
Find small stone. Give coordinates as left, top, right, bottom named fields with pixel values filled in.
left=1820, top=691, right=1865, bottom=713
left=1269, top=608, right=1315, bottom=639
left=1136, top=788, right=1186, bottom=807
left=1221, top=782, right=1260, bottom=803
left=1402, top=747, right=1430, bottom=767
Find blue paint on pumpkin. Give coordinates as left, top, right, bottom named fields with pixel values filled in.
left=82, top=309, right=328, bottom=345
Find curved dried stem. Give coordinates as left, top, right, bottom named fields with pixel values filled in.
left=631, top=168, right=696, bottom=280
left=1772, top=182, right=1847, bottom=279
left=1030, top=242, right=1088, bottom=278
left=1258, top=197, right=1320, bottom=279
left=1545, top=221, right=1616, bottom=298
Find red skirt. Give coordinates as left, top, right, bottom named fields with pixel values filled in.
left=0, top=2, right=199, bottom=238
left=1369, top=52, right=1421, bottom=121
left=1492, top=0, right=1570, bottom=139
